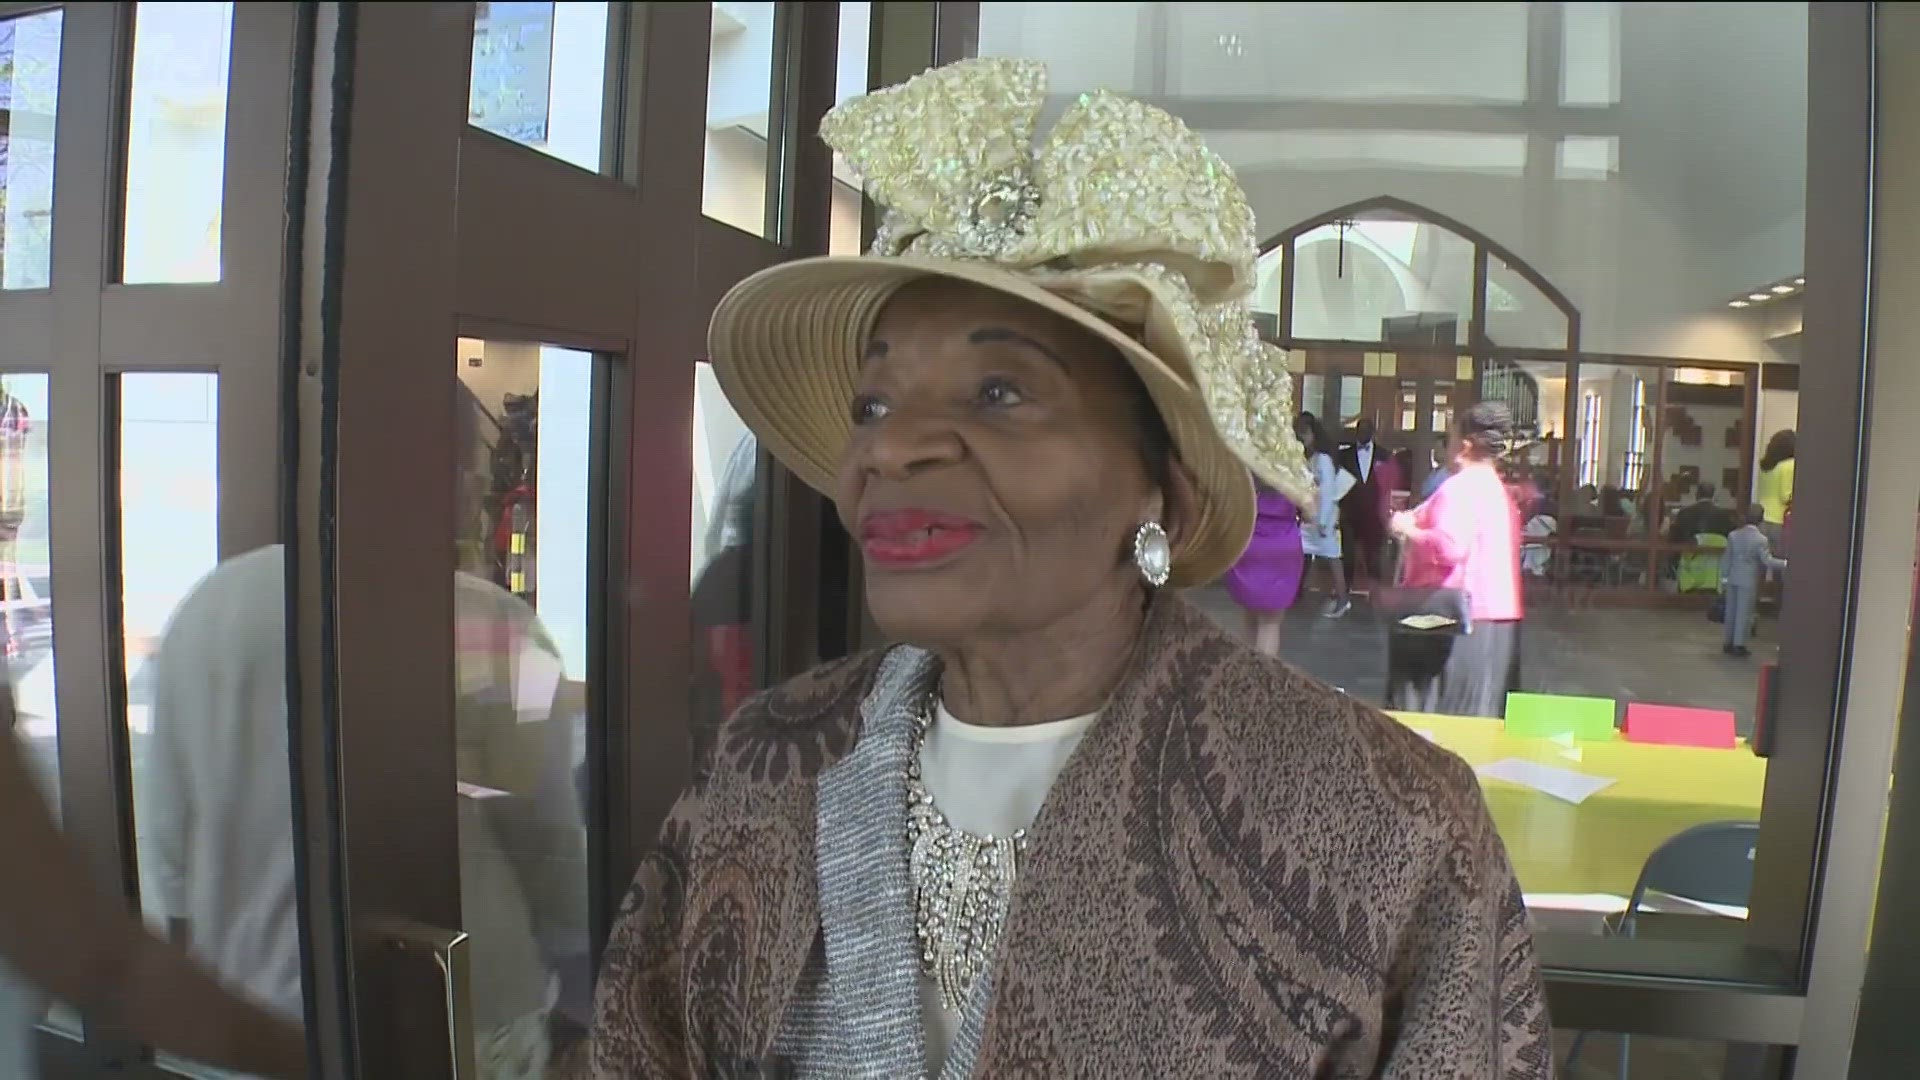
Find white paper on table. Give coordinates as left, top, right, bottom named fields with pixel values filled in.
left=1476, top=758, right=1617, bottom=805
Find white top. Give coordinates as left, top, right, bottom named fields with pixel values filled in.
left=915, top=700, right=1098, bottom=1077
left=1357, top=442, right=1374, bottom=482
left=141, top=545, right=586, bottom=1036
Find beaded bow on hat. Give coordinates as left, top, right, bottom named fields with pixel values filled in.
left=708, top=58, right=1317, bottom=587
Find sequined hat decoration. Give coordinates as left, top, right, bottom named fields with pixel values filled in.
left=708, top=58, right=1317, bottom=586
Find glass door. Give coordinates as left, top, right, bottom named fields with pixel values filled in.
left=293, top=3, right=857, bottom=1076
left=966, top=2, right=1887, bottom=1074
left=0, top=2, right=307, bottom=1075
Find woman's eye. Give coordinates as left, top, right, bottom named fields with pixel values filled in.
left=977, top=377, right=1025, bottom=409
left=850, top=393, right=890, bottom=425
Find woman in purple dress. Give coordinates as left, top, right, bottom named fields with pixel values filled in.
left=1224, top=478, right=1308, bottom=656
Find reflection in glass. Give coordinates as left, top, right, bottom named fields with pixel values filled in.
left=468, top=2, right=611, bottom=173
left=827, top=1, right=870, bottom=255
left=0, top=10, right=64, bottom=290
left=0, top=376, right=53, bottom=821
left=122, top=373, right=221, bottom=943
left=691, top=363, right=760, bottom=774
left=982, top=0, right=1801, bottom=982
left=122, top=2, right=233, bottom=284
left=1290, top=213, right=1473, bottom=345
left=1162, top=2, right=1528, bottom=104
left=1559, top=0, right=1621, bottom=106
left=454, top=338, right=595, bottom=1070
left=1555, top=1030, right=1777, bottom=1079
left=1485, top=254, right=1573, bottom=351
left=704, top=2, right=778, bottom=236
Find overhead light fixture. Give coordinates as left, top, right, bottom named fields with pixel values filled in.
left=1794, top=277, right=1806, bottom=285
left=1747, top=293, right=1770, bottom=302
left=1770, top=284, right=1796, bottom=294
left=1729, top=300, right=1750, bottom=308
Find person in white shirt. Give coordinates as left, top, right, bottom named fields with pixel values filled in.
left=142, top=545, right=589, bottom=1078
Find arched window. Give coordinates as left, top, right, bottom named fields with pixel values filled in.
left=1258, top=196, right=1580, bottom=352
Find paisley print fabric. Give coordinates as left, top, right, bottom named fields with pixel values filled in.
left=590, top=595, right=1551, bottom=1078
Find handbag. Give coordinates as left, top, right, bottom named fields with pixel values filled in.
left=1707, top=594, right=1727, bottom=624
left=1375, top=584, right=1474, bottom=634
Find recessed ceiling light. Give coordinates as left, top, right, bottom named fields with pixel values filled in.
left=1771, top=284, right=1796, bottom=294
left=1794, top=277, right=1806, bottom=285
left=1747, top=293, right=1770, bottom=302
left=1729, top=300, right=1750, bottom=308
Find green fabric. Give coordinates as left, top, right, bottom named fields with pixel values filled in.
left=1678, top=532, right=1727, bottom=594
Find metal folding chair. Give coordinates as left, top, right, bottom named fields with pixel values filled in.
left=1562, top=821, right=1760, bottom=1077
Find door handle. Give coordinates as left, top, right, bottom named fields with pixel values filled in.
left=389, top=922, right=476, bottom=1080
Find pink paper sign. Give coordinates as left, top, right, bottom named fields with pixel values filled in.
left=1623, top=702, right=1737, bottom=749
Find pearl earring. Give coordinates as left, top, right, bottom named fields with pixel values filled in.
left=1132, top=521, right=1172, bottom=588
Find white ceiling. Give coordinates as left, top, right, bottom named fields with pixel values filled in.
left=976, top=1, right=1810, bottom=354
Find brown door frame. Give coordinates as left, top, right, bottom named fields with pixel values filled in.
left=0, top=0, right=299, bottom=1072
left=299, top=2, right=847, bottom=1075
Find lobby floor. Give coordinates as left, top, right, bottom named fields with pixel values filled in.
left=1188, top=583, right=1773, bottom=738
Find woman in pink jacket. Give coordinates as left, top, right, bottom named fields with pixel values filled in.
left=1385, top=402, right=1524, bottom=718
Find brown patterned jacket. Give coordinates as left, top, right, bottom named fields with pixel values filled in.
left=591, top=594, right=1552, bottom=1078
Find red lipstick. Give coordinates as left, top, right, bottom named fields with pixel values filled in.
left=859, top=508, right=985, bottom=568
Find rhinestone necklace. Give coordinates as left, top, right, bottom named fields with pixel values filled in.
left=905, top=698, right=1029, bottom=1012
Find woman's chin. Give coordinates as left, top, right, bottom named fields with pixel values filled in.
left=864, top=577, right=991, bottom=646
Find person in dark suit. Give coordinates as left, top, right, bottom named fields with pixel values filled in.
left=1666, top=483, right=1735, bottom=543
left=1338, top=416, right=1400, bottom=591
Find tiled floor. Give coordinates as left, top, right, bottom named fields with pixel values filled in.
left=1189, top=583, right=1774, bottom=737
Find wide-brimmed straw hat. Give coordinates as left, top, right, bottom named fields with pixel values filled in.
left=709, top=58, right=1315, bottom=587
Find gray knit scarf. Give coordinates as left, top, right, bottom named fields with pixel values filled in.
left=767, top=646, right=992, bottom=1079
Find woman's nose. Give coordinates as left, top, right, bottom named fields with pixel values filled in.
left=860, top=412, right=964, bottom=480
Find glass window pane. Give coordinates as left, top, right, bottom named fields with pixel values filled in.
left=691, top=363, right=761, bottom=775
left=1290, top=212, right=1474, bottom=346
left=983, top=0, right=1807, bottom=984
left=1554, top=1031, right=1782, bottom=1078
left=828, top=1, right=870, bottom=255
left=1486, top=253, right=1573, bottom=351
left=454, top=337, right=596, bottom=1068
left=1572, top=363, right=1660, bottom=535
left=0, top=10, right=64, bottom=290
left=1560, top=1, right=1622, bottom=106
left=123, top=373, right=221, bottom=944
left=705, top=2, right=778, bottom=237
left=122, top=1, right=233, bottom=284
left=1, top=375, right=53, bottom=818
left=468, top=2, right=612, bottom=173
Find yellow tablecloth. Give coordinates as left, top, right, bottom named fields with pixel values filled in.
left=1387, top=711, right=1767, bottom=897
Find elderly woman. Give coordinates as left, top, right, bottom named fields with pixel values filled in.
left=592, top=59, right=1548, bottom=1079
